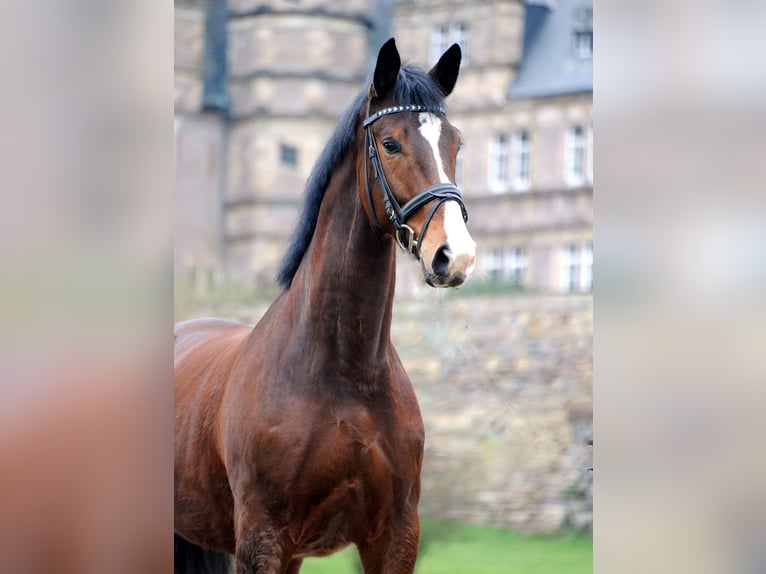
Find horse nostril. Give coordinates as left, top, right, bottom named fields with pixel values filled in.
left=432, top=245, right=451, bottom=277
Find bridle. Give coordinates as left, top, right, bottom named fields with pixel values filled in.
left=363, top=104, right=468, bottom=257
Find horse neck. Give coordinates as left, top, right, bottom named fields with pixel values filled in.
left=288, top=143, right=397, bottom=376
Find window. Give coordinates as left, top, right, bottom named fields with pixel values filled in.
left=573, top=31, right=593, bottom=59
left=429, top=25, right=449, bottom=64
left=505, top=247, right=526, bottom=285
left=489, top=134, right=509, bottom=191
left=452, top=23, right=470, bottom=64
left=486, top=248, right=504, bottom=282
left=430, top=23, right=470, bottom=65
left=565, top=125, right=585, bottom=186
left=280, top=143, right=298, bottom=166
left=485, top=247, right=526, bottom=285
left=562, top=243, right=592, bottom=292
left=511, top=129, right=531, bottom=190
left=563, top=244, right=580, bottom=292
left=572, top=7, right=593, bottom=59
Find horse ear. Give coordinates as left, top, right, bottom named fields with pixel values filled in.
left=371, top=38, right=401, bottom=100
left=428, top=43, right=462, bottom=96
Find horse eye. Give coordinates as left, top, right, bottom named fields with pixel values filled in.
left=382, top=139, right=401, bottom=154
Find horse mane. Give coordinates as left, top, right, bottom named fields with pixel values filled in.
left=276, top=63, right=448, bottom=288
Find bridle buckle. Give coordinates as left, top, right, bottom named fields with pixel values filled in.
left=395, top=224, right=417, bottom=253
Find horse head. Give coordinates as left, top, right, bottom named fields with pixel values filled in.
left=359, top=38, right=476, bottom=288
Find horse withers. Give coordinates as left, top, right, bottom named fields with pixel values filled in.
left=174, top=38, right=475, bottom=574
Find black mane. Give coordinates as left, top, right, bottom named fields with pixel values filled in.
left=276, top=63, right=448, bottom=288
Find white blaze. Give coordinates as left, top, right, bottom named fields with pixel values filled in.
left=417, top=112, right=451, bottom=184
left=418, top=113, right=476, bottom=275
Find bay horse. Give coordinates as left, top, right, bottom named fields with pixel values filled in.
left=174, top=38, right=475, bottom=574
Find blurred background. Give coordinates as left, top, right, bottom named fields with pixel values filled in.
left=174, top=0, right=593, bottom=297
left=1, top=0, right=762, bottom=571
left=174, top=0, right=593, bottom=569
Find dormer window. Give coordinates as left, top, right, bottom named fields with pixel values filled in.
left=572, top=7, right=593, bottom=59
left=574, top=30, right=593, bottom=59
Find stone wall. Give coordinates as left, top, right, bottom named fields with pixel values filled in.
left=391, top=292, right=593, bottom=533
left=215, top=291, right=594, bottom=533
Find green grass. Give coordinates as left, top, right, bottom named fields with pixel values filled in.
left=301, top=521, right=592, bottom=574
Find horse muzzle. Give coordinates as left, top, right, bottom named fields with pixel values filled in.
left=421, top=241, right=476, bottom=288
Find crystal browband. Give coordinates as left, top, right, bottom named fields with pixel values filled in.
left=363, top=105, right=446, bottom=127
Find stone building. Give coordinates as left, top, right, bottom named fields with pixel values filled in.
left=174, top=0, right=593, bottom=293
left=174, top=0, right=593, bottom=533
left=394, top=0, right=593, bottom=293
left=175, top=0, right=375, bottom=284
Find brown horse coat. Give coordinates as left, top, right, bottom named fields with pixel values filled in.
left=174, top=38, right=473, bottom=574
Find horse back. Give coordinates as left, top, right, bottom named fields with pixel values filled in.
left=174, top=317, right=253, bottom=424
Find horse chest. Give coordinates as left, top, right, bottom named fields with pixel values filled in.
left=290, top=420, right=422, bottom=554
left=273, top=411, right=422, bottom=502
left=238, top=405, right=423, bottom=552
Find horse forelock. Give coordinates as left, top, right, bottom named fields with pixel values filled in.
left=392, top=64, right=448, bottom=112
left=276, top=63, right=448, bottom=289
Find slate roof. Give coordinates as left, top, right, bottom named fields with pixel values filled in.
left=507, top=0, right=593, bottom=99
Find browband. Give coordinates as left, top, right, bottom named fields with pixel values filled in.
left=363, top=104, right=445, bottom=128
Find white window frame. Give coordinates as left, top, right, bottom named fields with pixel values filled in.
left=563, top=244, right=581, bottom=292
left=505, top=246, right=526, bottom=285
left=429, top=25, right=449, bottom=64
left=489, top=134, right=509, bottom=192
left=511, top=129, right=531, bottom=190
left=486, top=248, right=505, bottom=282
left=452, top=22, right=470, bottom=64
left=565, top=125, right=585, bottom=186
left=430, top=22, right=470, bottom=65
